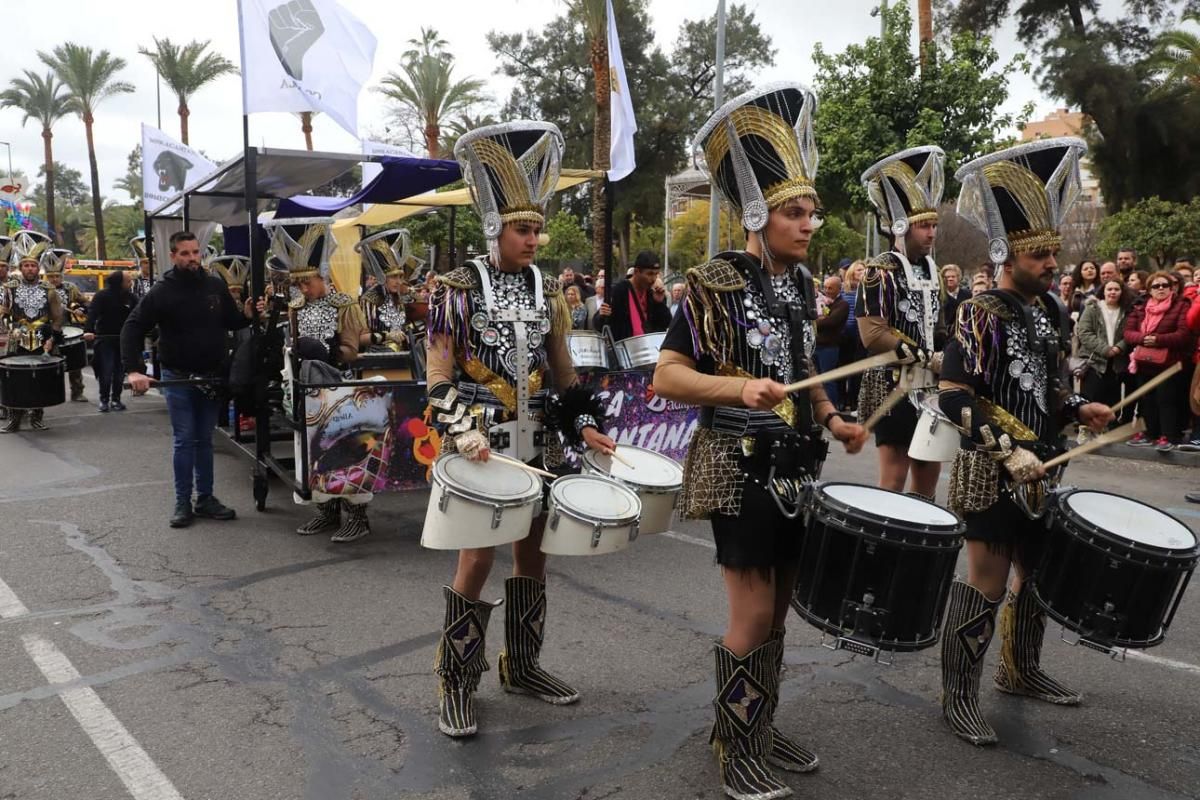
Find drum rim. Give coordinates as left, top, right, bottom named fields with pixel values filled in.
left=1054, top=487, right=1200, bottom=558
left=432, top=454, right=543, bottom=506
left=812, top=481, right=965, bottom=536
left=549, top=474, right=641, bottom=526
left=581, top=447, right=684, bottom=493
left=0, top=354, right=66, bottom=368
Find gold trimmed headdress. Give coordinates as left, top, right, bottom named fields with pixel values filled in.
left=862, top=146, right=945, bottom=245
left=693, top=82, right=820, bottom=232
left=40, top=247, right=73, bottom=275
left=265, top=219, right=336, bottom=281
left=12, top=230, right=53, bottom=266
left=955, top=137, right=1087, bottom=269
left=454, top=121, right=564, bottom=244
left=209, top=255, right=250, bottom=292
left=354, top=228, right=422, bottom=284
left=0, top=236, right=12, bottom=266
left=129, top=235, right=148, bottom=266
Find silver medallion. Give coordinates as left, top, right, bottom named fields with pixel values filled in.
left=898, top=299, right=911, bottom=314
left=528, top=331, right=543, bottom=349
left=1008, top=359, right=1025, bottom=378
left=470, top=312, right=489, bottom=331
left=747, top=329, right=764, bottom=347
left=758, top=320, right=772, bottom=335
left=1019, top=373, right=1035, bottom=391
left=482, top=328, right=500, bottom=346
left=905, top=308, right=919, bottom=323
left=538, top=317, right=551, bottom=334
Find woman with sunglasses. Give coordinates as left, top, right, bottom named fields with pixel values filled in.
left=1124, top=271, right=1194, bottom=449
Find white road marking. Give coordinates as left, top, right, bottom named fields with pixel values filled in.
left=1124, top=648, right=1200, bottom=675
left=0, top=576, right=30, bottom=619
left=22, top=634, right=185, bottom=800
left=658, top=529, right=716, bottom=549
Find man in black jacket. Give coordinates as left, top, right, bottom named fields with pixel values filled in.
left=84, top=270, right=136, bottom=412
left=593, top=250, right=671, bottom=341
left=122, top=231, right=256, bottom=528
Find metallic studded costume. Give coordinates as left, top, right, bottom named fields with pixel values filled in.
left=41, top=247, right=89, bottom=402
left=357, top=228, right=422, bottom=352
left=937, top=137, right=1092, bottom=746
left=1, top=232, right=64, bottom=432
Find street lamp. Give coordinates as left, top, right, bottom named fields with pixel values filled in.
left=0, top=141, right=13, bottom=188
left=870, top=0, right=889, bottom=39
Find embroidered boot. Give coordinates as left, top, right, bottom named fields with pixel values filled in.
left=331, top=500, right=370, bottom=543
left=0, top=410, right=23, bottom=433
left=29, top=409, right=46, bottom=431
left=941, top=581, right=1002, bottom=745
left=763, top=629, right=818, bottom=773
left=711, top=641, right=792, bottom=800
left=498, top=576, right=579, bottom=705
left=995, top=586, right=1082, bottom=705
left=296, top=500, right=340, bottom=535
left=434, top=586, right=498, bottom=737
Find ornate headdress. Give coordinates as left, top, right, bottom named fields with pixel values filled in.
left=862, top=145, right=945, bottom=247
left=12, top=230, right=53, bottom=266
left=40, top=247, right=73, bottom=275
left=454, top=121, right=564, bottom=258
left=265, top=220, right=336, bottom=281
left=202, top=244, right=219, bottom=268
left=209, top=255, right=250, bottom=291
left=355, top=228, right=422, bottom=284
left=955, top=137, right=1087, bottom=270
left=693, top=82, right=821, bottom=232
left=0, top=236, right=12, bottom=266
left=129, top=235, right=148, bottom=266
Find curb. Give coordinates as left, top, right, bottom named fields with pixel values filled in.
left=1093, top=442, right=1200, bottom=465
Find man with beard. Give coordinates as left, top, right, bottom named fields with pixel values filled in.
left=0, top=231, right=63, bottom=432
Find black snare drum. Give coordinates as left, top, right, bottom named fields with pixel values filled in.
left=0, top=354, right=66, bottom=409
left=60, top=326, right=86, bottom=371
left=1035, top=489, right=1199, bottom=651
left=792, top=482, right=964, bottom=656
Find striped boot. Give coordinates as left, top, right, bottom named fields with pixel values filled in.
left=711, top=641, right=792, bottom=800
left=296, top=500, right=340, bottom=535
left=763, top=630, right=818, bottom=773
left=434, top=585, right=498, bottom=737
left=995, top=587, right=1082, bottom=705
left=330, top=500, right=370, bottom=543
left=941, top=581, right=1002, bottom=746
left=498, top=576, right=580, bottom=705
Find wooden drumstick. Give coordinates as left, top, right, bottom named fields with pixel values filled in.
left=861, top=387, right=909, bottom=433
left=1040, top=419, right=1146, bottom=470
left=1108, top=361, right=1183, bottom=415
left=780, top=352, right=900, bottom=394
left=488, top=452, right=558, bottom=480
left=607, top=449, right=635, bottom=469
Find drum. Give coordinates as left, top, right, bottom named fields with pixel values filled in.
left=60, top=326, right=86, bottom=371
left=0, top=354, right=66, bottom=409
left=612, top=332, right=665, bottom=370
left=907, top=394, right=959, bottom=462
left=566, top=330, right=609, bottom=370
left=1035, top=489, right=1199, bottom=651
left=582, top=446, right=682, bottom=534
left=792, top=482, right=964, bottom=656
left=421, top=453, right=544, bottom=550
left=541, top=475, right=641, bottom=556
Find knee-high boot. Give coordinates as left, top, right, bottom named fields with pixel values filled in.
left=995, top=586, right=1082, bottom=704
left=0, top=410, right=24, bottom=433
left=941, top=580, right=1002, bottom=745
left=498, top=576, right=579, bottom=705
left=711, top=640, right=792, bottom=800
left=434, top=585, right=498, bottom=737
left=762, top=629, right=818, bottom=773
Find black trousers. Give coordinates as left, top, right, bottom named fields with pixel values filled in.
left=92, top=339, right=124, bottom=403
left=1137, top=366, right=1187, bottom=441
left=1080, top=364, right=1121, bottom=411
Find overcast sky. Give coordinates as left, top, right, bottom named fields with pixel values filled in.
left=1, top=0, right=1055, bottom=204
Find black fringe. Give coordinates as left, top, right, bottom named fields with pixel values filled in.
left=546, top=383, right=607, bottom=448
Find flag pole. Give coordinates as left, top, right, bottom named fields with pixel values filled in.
left=706, top=0, right=727, bottom=258
left=604, top=178, right=614, bottom=306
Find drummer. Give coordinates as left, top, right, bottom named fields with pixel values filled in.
left=41, top=247, right=90, bottom=403
left=856, top=146, right=947, bottom=499
left=0, top=231, right=64, bottom=433
left=356, top=227, right=420, bottom=352
left=425, top=120, right=615, bottom=739
left=594, top=250, right=671, bottom=341
left=653, top=84, right=867, bottom=800
left=937, top=138, right=1114, bottom=746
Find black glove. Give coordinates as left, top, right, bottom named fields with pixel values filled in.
left=895, top=340, right=930, bottom=366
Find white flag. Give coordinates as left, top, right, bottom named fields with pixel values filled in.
left=141, top=124, right=218, bottom=213
left=238, top=0, right=377, bottom=137
left=607, top=0, right=637, bottom=181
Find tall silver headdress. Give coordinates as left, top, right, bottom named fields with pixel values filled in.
left=693, top=82, right=821, bottom=232
left=265, top=220, right=336, bottom=281
left=129, top=235, right=148, bottom=266
left=862, top=145, right=945, bottom=250
left=0, top=236, right=13, bottom=267
left=12, top=230, right=53, bottom=266
left=209, top=255, right=250, bottom=292
left=454, top=121, right=564, bottom=259
left=40, top=247, right=73, bottom=275
left=955, top=137, right=1087, bottom=271
left=354, top=228, right=422, bottom=284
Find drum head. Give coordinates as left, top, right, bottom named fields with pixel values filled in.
left=2, top=355, right=63, bottom=367
left=585, top=446, right=682, bottom=489
left=62, top=326, right=84, bottom=339
left=434, top=454, right=541, bottom=503
left=822, top=483, right=958, bottom=527
left=1065, top=491, right=1196, bottom=551
left=551, top=475, right=640, bottom=523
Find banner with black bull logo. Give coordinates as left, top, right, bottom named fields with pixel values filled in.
left=141, top=124, right=217, bottom=214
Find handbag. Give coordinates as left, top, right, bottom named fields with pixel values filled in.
left=1132, top=344, right=1169, bottom=365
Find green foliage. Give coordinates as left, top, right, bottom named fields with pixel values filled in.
left=808, top=216, right=867, bottom=273
left=402, top=202, right=486, bottom=270
left=1097, top=197, right=1200, bottom=268
left=33, top=161, right=88, bottom=207
left=668, top=200, right=742, bottom=269
left=812, top=3, right=1026, bottom=212
left=630, top=221, right=664, bottom=260
left=114, top=145, right=141, bottom=204
left=540, top=210, right=590, bottom=261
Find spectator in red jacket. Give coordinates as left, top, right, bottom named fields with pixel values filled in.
left=1124, top=271, right=1195, bottom=450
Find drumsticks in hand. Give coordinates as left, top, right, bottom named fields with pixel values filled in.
left=607, top=449, right=635, bottom=469
left=488, top=452, right=559, bottom=480
left=780, top=352, right=900, bottom=394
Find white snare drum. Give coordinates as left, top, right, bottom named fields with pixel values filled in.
left=421, top=454, right=544, bottom=550
left=613, top=332, right=665, bottom=370
left=566, top=330, right=609, bottom=370
left=582, top=446, right=682, bottom=534
left=908, top=395, right=960, bottom=463
left=541, top=475, right=641, bottom=556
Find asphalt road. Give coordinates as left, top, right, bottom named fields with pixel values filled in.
left=1, top=380, right=1199, bottom=800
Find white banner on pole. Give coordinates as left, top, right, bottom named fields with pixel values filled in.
left=607, top=0, right=637, bottom=181
left=238, top=0, right=378, bottom=137
left=141, top=124, right=218, bottom=214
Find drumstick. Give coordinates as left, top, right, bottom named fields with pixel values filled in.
left=780, top=352, right=900, bottom=394
left=861, top=387, right=908, bottom=433
left=488, top=452, right=558, bottom=480
left=1040, top=419, right=1146, bottom=470
left=1108, top=361, right=1183, bottom=415
left=607, top=449, right=635, bottom=469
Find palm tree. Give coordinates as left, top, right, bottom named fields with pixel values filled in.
left=917, top=0, right=934, bottom=74
left=0, top=71, right=72, bottom=242
left=39, top=43, right=134, bottom=259
left=438, top=112, right=499, bottom=157
left=139, top=37, right=238, bottom=144
left=376, top=27, right=486, bottom=158
left=298, top=111, right=316, bottom=150
left=1148, top=13, right=1200, bottom=94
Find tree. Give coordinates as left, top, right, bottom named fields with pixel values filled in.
left=114, top=145, right=142, bottom=204
left=376, top=28, right=487, bottom=158
left=1147, top=12, right=1200, bottom=92
left=668, top=200, right=741, bottom=270
left=812, top=3, right=1026, bottom=213
left=39, top=43, right=134, bottom=259
left=1097, top=197, right=1200, bottom=268
left=138, top=37, right=237, bottom=144
left=0, top=70, right=72, bottom=242
left=808, top=216, right=866, bottom=274
left=540, top=209, right=590, bottom=261
left=28, top=162, right=89, bottom=252
left=438, top=112, right=499, bottom=158
left=404, top=203, right=485, bottom=271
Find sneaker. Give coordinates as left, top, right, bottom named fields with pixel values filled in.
left=1186, top=491, right=1200, bottom=504
left=71, top=394, right=89, bottom=403
left=97, top=402, right=110, bottom=413
left=110, top=400, right=127, bottom=411
left=1127, top=432, right=1152, bottom=447
left=1176, top=438, right=1200, bottom=453
left=1155, top=436, right=1174, bottom=452
left=193, top=494, right=237, bottom=520
left=169, top=501, right=194, bottom=528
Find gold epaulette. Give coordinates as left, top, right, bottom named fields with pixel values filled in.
left=687, top=258, right=746, bottom=292
left=328, top=291, right=355, bottom=309
left=436, top=266, right=477, bottom=290
left=867, top=252, right=900, bottom=270
left=359, top=285, right=382, bottom=306
left=288, top=295, right=305, bottom=310
left=961, top=293, right=1014, bottom=322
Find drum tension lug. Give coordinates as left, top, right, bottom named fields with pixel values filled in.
left=1060, top=628, right=1126, bottom=661
left=591, top=523, right=602, bottom=549
left=438, top=492, right=450, bottom=512
left=491, top=506, right=503, bottom=530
